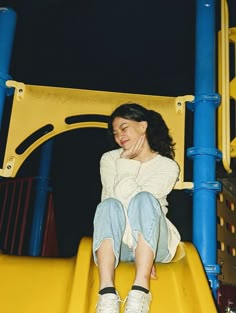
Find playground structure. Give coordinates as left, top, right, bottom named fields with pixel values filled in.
left=0, top=1, right=235, bottom=312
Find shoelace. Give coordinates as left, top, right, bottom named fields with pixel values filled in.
left=123, top=293, right=150, bottom=313
left=96, top=295, right=123, bottom=313
left=123, top=296, right=141, bottom=312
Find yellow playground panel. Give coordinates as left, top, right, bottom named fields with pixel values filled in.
left=0, top=238, right=217, bottom=313
left=0, top=83, right=219, bottom=312
left=3, top=81, right=193, bottom=190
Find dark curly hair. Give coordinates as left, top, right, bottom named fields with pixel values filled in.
left=108, top=103, right=176, bottom=159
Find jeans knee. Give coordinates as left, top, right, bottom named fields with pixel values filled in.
left=128, top=192, right=161, bottom=217
left=100, top=197, right=123, bottom=211
left=95, top=197, right=124, bottom=220
left=132, top=191, right=155, bottom=202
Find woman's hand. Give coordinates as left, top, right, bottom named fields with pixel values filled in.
left=151, top=264, right=157, bottom=280
left=120, top=135, right=145, bottom=159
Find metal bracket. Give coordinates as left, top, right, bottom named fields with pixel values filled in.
left=187, top=146, right=222, bottom=161
left=175, top=95, right=194, bottom=114
left=193, top=181, right=222, bottom=192
left=187, top=93, right=221, bottom=111
left=0, top=157, right=15, bottom=177
left=205, top=264, right=221, bottom=275
left=205, top=264, right=221, bottom=289
left=6, top=80, right=25, bottom=101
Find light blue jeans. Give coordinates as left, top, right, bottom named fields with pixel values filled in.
left=93, top=191, right=170, bottom=268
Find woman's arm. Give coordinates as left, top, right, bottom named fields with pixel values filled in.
left=100, top=151, right=117, bottom=201
left=113, top=157, right=179, bottom=205
left=100, top=151, right=179, bottom=207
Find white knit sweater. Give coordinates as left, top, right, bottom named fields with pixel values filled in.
left=100, top=148, right=181, bottom=262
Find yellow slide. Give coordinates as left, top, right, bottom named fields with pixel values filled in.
left=0, top=237, right=217, bottom=313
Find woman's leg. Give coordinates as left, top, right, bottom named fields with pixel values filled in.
left=128, top=192, right=167, bottom=289
left=97, top=239, right=116, bottom=289
left=122, top=192, right=166, bottom=312
left=93, top=198, right=125, bottom=290
left=132, top=233, right=154, bottom=289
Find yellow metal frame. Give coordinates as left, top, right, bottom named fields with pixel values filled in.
left=0, top=81, right=221, bottom=313
left=218, top=0, right=236, bottom=173
left=3, top=81, right=193, bottom=189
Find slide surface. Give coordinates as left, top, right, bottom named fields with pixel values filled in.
left=0, top=238, right=218, bottom=313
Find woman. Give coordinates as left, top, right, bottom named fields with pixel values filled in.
left=93, top=103, right=180, bottom=313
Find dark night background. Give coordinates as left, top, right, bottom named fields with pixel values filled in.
left=1, top=0, right=236, bottom=256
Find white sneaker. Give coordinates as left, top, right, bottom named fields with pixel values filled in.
left=124, top=290, right=152, bottom=313
left=95, top=292, right=121, bottom=313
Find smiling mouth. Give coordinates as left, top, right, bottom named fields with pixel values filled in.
left=120, top=140, right=129, bottom=146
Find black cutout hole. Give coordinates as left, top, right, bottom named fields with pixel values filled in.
left=16, top=124, right=54, bottom=155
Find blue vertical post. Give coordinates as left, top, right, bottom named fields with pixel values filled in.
left=0, top=7, right=53, bottom=256
left=0, top=8, right=17, bottom=130
left=187, top=0, right=221, bottom=298
left=29, top=140, right=54, bottom=256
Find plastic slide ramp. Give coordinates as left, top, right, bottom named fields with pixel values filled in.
left=0, top=237, right=218, bottom=313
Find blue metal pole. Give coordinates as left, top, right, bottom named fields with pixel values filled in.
left=0, top=7, right=16, bottom=130
left=187, top=0, right=221, bottom=298
left=29, top=140, right=54, bottom=256
left=0, top=8, right=53, bottom=256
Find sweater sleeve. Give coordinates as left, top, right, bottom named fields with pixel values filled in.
left=100, top=151, right=141, bottom=202
left=100, top=152, right=117, bottom=201
left=113, top=158, right=142, bottom=202
left=140, top=161, right=179, bottom=200
left=114, top=157, right=179, bottom=206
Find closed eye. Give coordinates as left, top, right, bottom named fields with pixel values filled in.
left=112, top=123, right=129, bottom=135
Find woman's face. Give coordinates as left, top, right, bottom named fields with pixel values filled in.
left=112, top=117, right=147, bottom=149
